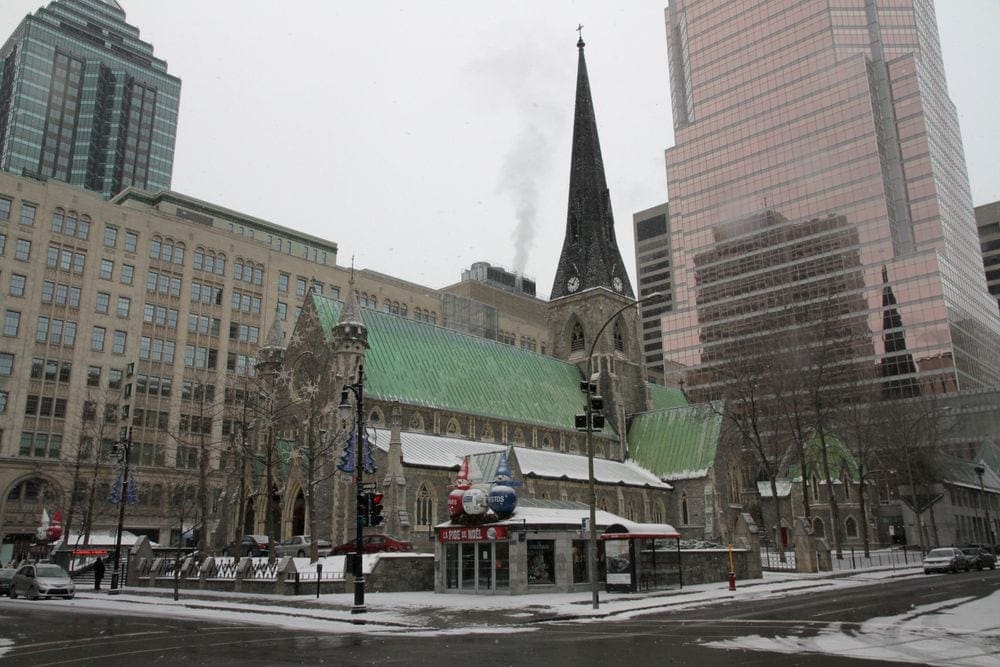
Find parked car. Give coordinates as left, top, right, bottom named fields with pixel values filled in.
left=331, top=534, right=413, bottom=555
left=275, top=535, right=332, bottom=558
left=8, top=563, right=75, bottom=599
left=922, top=547, right=971, bottom=574
left=222, top=534, right=273, bottom=557
left=0, top=568, right=15, bottom=595
left=961, top=547, right=997, bottom=571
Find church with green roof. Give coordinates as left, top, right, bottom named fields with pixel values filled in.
left=243, top=36, right=734, bottom=554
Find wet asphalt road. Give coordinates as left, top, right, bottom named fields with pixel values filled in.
left=0, top=569, right=997, bottom=666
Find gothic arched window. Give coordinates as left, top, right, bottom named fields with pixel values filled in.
left=613, top=319, right=625, bottom=352
left=571, top=322, right=585, bottom=352
left=416, top=484, right=434, bottom=527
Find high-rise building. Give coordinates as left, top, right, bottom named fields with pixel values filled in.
left=975, top=200, right=1000, bottom=313
left=661, top=0, right=1000, bottom=393
left=0, top=0, right=180, bottom=199
left=633, top=202, right=673, bottom=384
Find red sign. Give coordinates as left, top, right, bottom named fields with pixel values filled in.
left=437, top=525, right=509, bottom=542
left=72, top=549, right=109, bottom=556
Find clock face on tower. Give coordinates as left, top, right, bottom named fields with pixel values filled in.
left=567, top=276, right=581, bottom=293
left=612, top=276, right=623, bottom=292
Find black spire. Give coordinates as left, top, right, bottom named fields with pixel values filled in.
left=550, top=36, right=634, bottom=300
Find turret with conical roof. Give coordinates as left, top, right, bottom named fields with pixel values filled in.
left=550, top=35, right=634, bottom=301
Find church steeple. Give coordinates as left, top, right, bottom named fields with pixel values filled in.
left=550, top=35, right=634, bottom=301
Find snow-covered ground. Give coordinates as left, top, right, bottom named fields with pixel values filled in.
left=2, top=565, right=997, bottom=664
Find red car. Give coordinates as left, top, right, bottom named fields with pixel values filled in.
left=331, top=534, right=413, bottom=555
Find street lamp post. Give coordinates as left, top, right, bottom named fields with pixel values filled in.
left=583, top=292, right=661, bottom=610
left=109, top=426, right=132, bottom=592
left=974, top=464, right=995, bottom=548
left=339, top=365, right=366, bottom=614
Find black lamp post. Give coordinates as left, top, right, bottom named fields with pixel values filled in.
left=339, top=365, right=366, bottom=614
left=974, top=464, right=995, bottom=548
left=109, top=425, right=132, bottom=592
left=583, top=292, right=661, bottom=610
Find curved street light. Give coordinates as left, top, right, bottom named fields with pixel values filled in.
left=584, top=291, right=662, bottom=610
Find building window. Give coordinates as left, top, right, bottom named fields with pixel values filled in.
left=91, top=327, right=106, bottom=352
left=415, top=484, right=434, bottom=527
left=15, top=238, right=30, bottom=261
left=295, top=277, right=307, bottom=296
left=812, top=517, right=825, bottom=538
left=104, top=225, right=118, bottom=248
left=845, top=516, right=858, bottom=538
left=116, top=297, right=131, bottom=318
left=277, top=302, right=287, bottom=321
left=124, top=230, right=138, bottom=253
left=527, top=540, right=555, bottom=585
left=19, top=203, right=36, bottom=226
left=111, top=329, right=128, bottom=354
left=613, top=320, right=625, bottom=352
left=3, top=310, right=21, bottom=337
left=0, top=390, right=6, bottom=414
left=278, top=272, right=289, bottom=293
left=121, top=264, right=134, bottom=285
left=571, top=322, right=585, bottom=352
left=681, top=493, right=689, bottom=525
left=95, top=292, right=110, bottom=314
left=87, top=366, right=101, bottom=387
left=0, top=353, right=13, bottom=375
left=0, top=197, right=10, bottom=220
left=9, top=274, right=26, bottom=297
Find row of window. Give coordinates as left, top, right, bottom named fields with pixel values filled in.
left=30, top=358, right=72, bottom=383
left=24, top=395, right=68, bottom=418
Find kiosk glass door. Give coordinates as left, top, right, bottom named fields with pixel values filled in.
left=445, top=541, right=510, bottom=593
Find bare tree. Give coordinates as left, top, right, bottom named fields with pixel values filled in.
left=166, top=481, right=199, bottom=601
left=690, top=341, right=793, bottom=561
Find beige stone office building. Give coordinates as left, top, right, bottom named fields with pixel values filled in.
left=0, top=172, right=548, bottom=561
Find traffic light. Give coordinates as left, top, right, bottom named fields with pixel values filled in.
left=357, top=493, right=370, bottom=527
left=369, top=492, right=384, bottom=527
left=575, top=380, right=605, bottom=431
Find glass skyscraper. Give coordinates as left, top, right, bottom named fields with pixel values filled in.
left=661, top=0, right=1000, bottom=393
left=0, top=0, right=179, bottom=199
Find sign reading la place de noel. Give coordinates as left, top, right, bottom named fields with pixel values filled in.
left=437, top=525, right=510, bottom=543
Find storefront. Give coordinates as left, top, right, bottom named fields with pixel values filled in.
left=435, top=501, right=679, bottom=595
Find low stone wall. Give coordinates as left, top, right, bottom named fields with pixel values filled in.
left=679, top=549, right=755, bottom=586
left=366, top=554, right=434, bottom=592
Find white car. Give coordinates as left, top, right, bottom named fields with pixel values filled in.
left=275, top=535, right=332, bottom=558
left=8, top=563, right=75, bottom=599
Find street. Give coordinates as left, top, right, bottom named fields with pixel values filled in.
left=0, top=569, right=997, bottom=665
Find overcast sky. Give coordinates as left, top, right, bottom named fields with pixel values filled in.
left=2, top=1, right=998, bottom=298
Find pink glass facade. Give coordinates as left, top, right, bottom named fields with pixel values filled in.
left=662, top=0, right=1000, bottom=391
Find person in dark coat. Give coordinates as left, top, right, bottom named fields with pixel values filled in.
left=93, top=556, right=105, bottom=590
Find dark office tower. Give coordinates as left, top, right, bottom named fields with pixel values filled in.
left=633, top=202, right=674, bottom=384
left=0, top=0, right=180, bottom=198
left=662, top=0, right=1000, bottom=392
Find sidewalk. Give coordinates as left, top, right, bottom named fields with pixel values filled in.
left=69, top=564, right=925, bottom=633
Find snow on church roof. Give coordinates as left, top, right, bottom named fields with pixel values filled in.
left=370, top=428, right=670, bottom=490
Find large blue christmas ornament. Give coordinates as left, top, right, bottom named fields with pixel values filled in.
left=487, top=484, right=517, bottom=516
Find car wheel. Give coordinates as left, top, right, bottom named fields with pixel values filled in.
left=27, top=586, right=39, bottom=600
left=9, top=586, right=17, bottom=599
left=951, top=565, right=958, bottom=573
left=297, top=550, right=305, bottom=557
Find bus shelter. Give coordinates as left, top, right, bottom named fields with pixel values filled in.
left=601, top=522, right=681, bottom=593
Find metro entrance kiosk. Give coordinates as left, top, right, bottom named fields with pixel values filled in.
left=435, top=501, right=680, bottom=595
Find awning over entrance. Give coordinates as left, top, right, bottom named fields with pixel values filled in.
left=601, top=521, right=679, bottom=540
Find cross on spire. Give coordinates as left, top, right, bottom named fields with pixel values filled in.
left=577, top=24, right=585, bottom=48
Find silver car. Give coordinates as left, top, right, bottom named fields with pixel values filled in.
left=275, top=535, right=332, bottom=558
left=8, top=563, right=76, bottom=599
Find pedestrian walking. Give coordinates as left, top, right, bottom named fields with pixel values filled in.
left=93, top=556, right=105, bottom=590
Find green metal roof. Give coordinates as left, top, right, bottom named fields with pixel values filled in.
left=647, top=383, right=688, bottom=410
left=787, top=431, right=860, bottom=480
left=628, top=403, right=721, bottom=480
left=311, top=294, right=613, bottom=434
